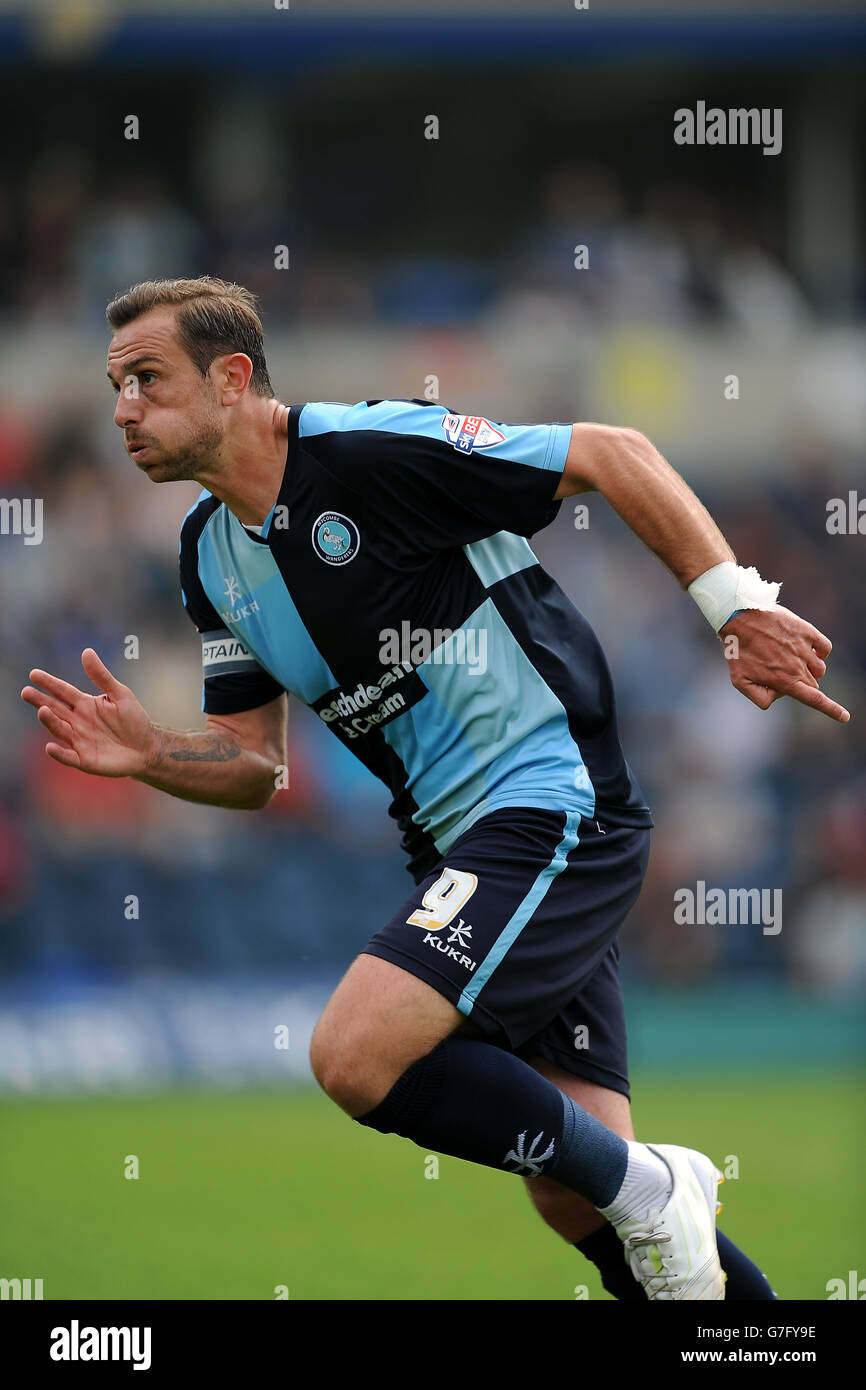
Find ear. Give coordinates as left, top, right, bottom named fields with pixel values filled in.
left=214, top=351, right=253, bottom=402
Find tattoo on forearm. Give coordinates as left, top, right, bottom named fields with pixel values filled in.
left=149, top=728, right=243, bottom=766
left=168, top=738, right=242, bottom=763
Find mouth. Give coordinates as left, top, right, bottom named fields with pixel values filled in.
left=128, top=442, right=151, bottom=461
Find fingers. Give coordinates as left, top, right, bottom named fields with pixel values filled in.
left=728, top=610, right=847, bottom=721
left=24, top=649, right=127, bottom=709
left=737, top=680, right=778, bottom=710
left=25, top=669, right=83, bottom=708
left=45, top=742, right=81, bottom=768
left=737, top=673, right=850, bottom=723
left=777, top=607, right=833, bottom=659
left=36, top=706, right=75, bottom=745
left=21, top=674, right=81, bottom=759
left=804, top=626, right=832, bottom=661
left=805, top=655, right=827, bottom=680
left=39, top=706, right=80, bottom=764
left=788, top=680, right=850, bottom=724
left=81, top=648, right=126, bottom=696
left=21, top=686, right=73, bottom=719
left=32, top=703, right=81, bottom=763
left=737, top=665, right=849, bottom=721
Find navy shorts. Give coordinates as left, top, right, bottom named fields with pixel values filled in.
left=363, top=807, right=651, bottom=1100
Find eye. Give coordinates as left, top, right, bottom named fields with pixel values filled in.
left=141, top=372, right=158, bottom=385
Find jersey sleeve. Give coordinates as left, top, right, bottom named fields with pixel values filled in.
left=179, top=498, right=285, bottom=716
left=300, top=399, right=570, bottom=550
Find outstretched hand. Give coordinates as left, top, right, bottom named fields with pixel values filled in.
left=719, top=607, right=850, bottom=723
left=21, top=648, right=156, bottom=775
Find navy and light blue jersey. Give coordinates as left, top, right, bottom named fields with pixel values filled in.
left=179, top=399, right=652, bottom=881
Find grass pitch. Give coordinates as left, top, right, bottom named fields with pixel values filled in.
left=1, top=1069, right=861, bottom=1300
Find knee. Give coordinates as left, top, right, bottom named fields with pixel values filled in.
left=309, top=1023, right=382, bottom=1116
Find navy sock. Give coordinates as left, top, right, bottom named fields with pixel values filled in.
left=714, top=1231, right=778, bottom=1300
left=576, top=1222, right=778, bottom=1300
left=355, top=1035, right=629, bottom=1207
left=577, top=1223, right=647, bottom=1300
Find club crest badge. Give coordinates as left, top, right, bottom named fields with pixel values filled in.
left=312, top=512, right=360, bottom=565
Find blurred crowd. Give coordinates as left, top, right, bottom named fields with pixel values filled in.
left=0, top=146, right=815, bottom=337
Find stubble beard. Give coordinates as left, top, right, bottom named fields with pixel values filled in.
left=147, top=412, right=225, bottom=483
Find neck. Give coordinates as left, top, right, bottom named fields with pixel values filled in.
left=196, top=399, right=290, bottom=526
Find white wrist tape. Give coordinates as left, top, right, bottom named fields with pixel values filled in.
left=688, top=561, right=781, bottom=632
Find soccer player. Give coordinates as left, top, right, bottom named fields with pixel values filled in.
left=22, top=278, right=849, bottom=1300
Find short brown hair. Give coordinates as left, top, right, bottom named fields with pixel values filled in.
left=106, top=276, right=274, bottom=397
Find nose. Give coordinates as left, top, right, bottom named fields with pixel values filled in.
left=114, top=388, right=143, bottom=430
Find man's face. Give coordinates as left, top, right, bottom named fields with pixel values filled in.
left=107, top=306, right=224, bottom=482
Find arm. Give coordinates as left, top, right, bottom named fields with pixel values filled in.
left=21, top=648, right=287, bottom=810
left=555, top=424, right=850, bottom=724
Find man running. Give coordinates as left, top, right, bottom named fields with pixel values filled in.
left=22, top=277, right=848, bottom=1299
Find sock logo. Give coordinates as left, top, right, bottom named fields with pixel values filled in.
left=502, top=1129, right=556, bottom=1177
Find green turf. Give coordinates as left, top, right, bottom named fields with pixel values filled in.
left=0, top=1069, right=862, bottom=1300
